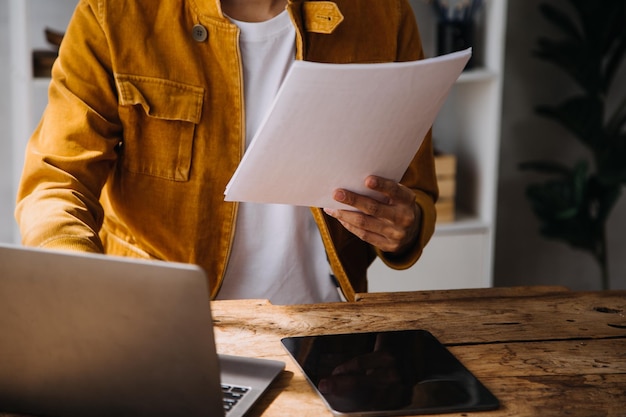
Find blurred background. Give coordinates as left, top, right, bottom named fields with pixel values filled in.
left=1, top=0, right=624, bottom=291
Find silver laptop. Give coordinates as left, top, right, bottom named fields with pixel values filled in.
left=0, top=243, right=284, bottom=417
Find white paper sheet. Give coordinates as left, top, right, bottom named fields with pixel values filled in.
left=224, top=48, right=472, bottom=209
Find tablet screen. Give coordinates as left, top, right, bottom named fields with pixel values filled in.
left=281, top=330, right=498, bottom=416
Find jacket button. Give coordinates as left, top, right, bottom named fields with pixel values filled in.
left=192, top=24, right=208, bottom=42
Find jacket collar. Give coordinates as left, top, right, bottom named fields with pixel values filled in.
left=188, top=0, right=340, bottom=29
left=188, top=0, right=227, bottom=21
left=188, top=0, right=304, bottom=20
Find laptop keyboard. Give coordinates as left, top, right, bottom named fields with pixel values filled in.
left=221, top=384, right=251, bottom=413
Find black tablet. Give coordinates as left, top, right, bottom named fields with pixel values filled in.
left=281, top=329, right=499, bottom=416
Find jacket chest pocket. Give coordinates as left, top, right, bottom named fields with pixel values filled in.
left=115, top=74, right=204, bottom=181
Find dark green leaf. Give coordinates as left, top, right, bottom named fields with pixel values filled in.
left=535, top=96, right=604, bottom=150
left=525, top=177, right=582, bottom=221
left=596, top=134, right=626, bottom=185
left=606, top=96, right=626, bottom=138
left=533, top=38, right=595, bottom=90
left=519, top=160, right=572, bottom=176
left=538, top=3, right=582, bottom=42
left=572, top=160, right=589, bottom=204
left=605, top=37, right=626, bottom=91
left=587, top=177, right=623, bottom=223
left=568, top=0, right=623, bottom=49
left=527, top=0, right=625, bottom=285
left=539, top=218, right=595, bottom=252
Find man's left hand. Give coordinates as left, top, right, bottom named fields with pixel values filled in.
left=323, top=175, right=421, bottom=254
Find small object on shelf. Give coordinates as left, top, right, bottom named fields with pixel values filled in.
left=434, top=153, right=457, bottom=223
left=430, top=0, right=483, bottom=69
left=32, top=50, right=57, bottom=78
left=44, top=27, right=65, bottom=51
left=32, top=27, right=65, bottom=78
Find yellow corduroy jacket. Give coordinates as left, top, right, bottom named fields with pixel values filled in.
left=16, top=0, right=438, bottom=302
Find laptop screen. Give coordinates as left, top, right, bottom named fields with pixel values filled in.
left=0, top=244, right=286, bottom=417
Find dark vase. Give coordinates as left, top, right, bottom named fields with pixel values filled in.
left=437, top=20, right=475, bottom=69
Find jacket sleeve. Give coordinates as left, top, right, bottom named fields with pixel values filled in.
left=376, top=0, right=439, bottom=270
left=15, top=0, right=121, bottom=252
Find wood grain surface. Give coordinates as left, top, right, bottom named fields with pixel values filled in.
left=211, top=289, right=626, bottom=417
left=2, top=287, right=625, bottom=417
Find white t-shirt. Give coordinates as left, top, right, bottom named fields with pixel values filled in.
left=217, top=11, right=341, bottom=305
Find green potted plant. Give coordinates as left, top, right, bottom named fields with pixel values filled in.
left=520, top=0, right=626, bottom=290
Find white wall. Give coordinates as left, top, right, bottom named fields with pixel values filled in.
left=0, top=0, right=15, bottom=243
left=494, top=0, right=626, bottom=290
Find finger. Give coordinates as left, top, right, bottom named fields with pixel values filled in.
left=347, top=223, right=402, bottom=253
left=364, top=177, right=419, bottom=228
left=324, top=177, right=421, bottom=252
left=333, top=181, right=415, bottom=226
left=331, top=188, right=390, bottom=219
left=365, top=176, right=415, bottom=205
left=331, top=210, right=405, bottom=246
left=324, top=206, right=410, bottom=252
left=330, top=189, right=416, bottom=239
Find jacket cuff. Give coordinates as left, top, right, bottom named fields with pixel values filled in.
left=375, top=189, right=436, bottom=269
left=37, top=236, right=104, bottom=254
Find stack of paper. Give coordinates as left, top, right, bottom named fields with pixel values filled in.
left=224, top=48, right=472, bottom=209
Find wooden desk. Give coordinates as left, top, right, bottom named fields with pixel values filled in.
left=1, top=287, right=624, bottom=417
left=211, top=287, right=626, bottom=417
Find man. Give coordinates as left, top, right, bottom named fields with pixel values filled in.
left=16, top=0, right=438, bottom=304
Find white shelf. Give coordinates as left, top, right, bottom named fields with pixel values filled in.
left=367, top=0, right=509, bottom=292
left=435, top=214, right=489, bottom=235
left=457, top=68, right=498, bottom=83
